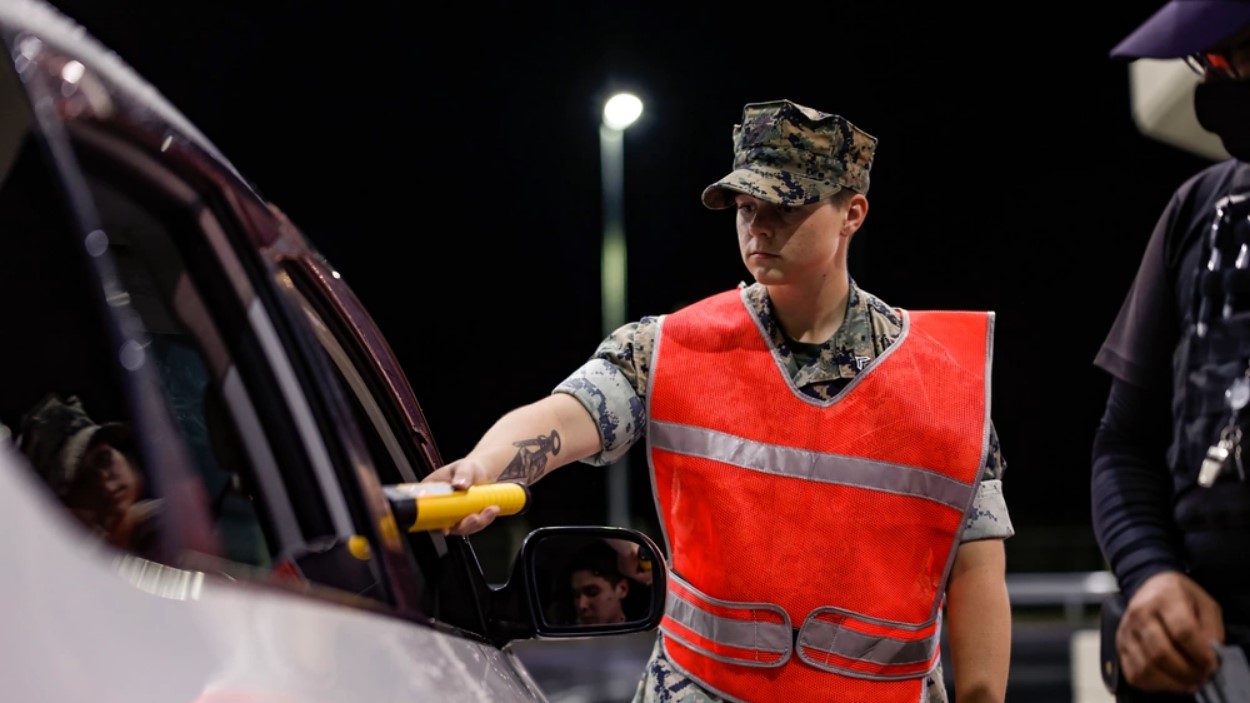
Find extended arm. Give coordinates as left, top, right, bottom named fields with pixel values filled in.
left=422, top=392, right=602, bottom=534
left=945, top=538, right=1010, bottom=703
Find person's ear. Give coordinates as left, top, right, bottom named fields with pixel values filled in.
left=842, top=193, right=868, bottom=237
left=617, top=579, right=629, bottom=598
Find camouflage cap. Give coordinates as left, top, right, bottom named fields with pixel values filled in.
left=701, top=99, right=878, bottom=210
left=16, top=393, right=131, bottom=497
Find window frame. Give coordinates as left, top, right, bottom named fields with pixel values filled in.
left=5, top=28, right=501, bottom=636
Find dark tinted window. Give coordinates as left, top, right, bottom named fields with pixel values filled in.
left=0, top=115, right=280, bottom=574
left=0, top=65, right=397, bottom=619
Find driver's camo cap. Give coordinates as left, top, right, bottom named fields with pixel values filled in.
left=15, top=393, right=131, bottom=497
left=702, top=99, right=878, bottom=209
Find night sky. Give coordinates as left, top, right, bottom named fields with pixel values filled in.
left=42, top=0, right=1214, bottom=573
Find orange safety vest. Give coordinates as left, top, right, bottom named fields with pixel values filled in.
left=648, top=289, right=992, bottom=703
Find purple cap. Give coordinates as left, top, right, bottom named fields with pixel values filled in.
left=1111, top=0, right=1250, bottom=59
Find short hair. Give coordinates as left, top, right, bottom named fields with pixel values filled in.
left=568, top=540, right=625, bottom=585
left=827, top=188, right=856, bottom=209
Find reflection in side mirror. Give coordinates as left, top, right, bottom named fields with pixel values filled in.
left=522, top=527, right=666, bottom=637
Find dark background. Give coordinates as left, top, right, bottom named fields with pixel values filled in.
left=40, top=0, right=1216, bottom=575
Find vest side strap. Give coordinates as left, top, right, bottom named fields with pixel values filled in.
left=663, top=573, right=793, bottom=668
left=796, top=606, right=941, bottom=680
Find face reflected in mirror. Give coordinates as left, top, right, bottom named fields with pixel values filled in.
left=534, top=533, right=659, bottom=629
left=570, top=546, right=630, bottom=625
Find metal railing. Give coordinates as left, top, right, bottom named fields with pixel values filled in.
left=1007, top=570, right=1118, bottom=625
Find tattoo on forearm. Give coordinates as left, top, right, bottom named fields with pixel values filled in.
left=497, top=430, right=562, bottom=485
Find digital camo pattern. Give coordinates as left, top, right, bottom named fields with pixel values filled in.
left=701, top=99, right=878, bottom=209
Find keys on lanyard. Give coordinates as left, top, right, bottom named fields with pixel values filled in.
left=1200, top=374, right=1250, bottom=488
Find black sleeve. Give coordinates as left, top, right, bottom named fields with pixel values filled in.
left=1090, top=376, right=1184, bottom=597
left=1094, top=192, right=1180, bottom=391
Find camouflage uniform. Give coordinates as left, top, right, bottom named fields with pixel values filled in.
left=552, top=100, right=1013, bottom=703
left=554, top=282, right=1012, bottom=703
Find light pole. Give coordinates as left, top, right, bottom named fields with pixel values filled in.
left=600, top=92, right=642, bottom=528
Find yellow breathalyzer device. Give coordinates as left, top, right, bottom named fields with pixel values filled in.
left=383, top=481, right=530, bottom=532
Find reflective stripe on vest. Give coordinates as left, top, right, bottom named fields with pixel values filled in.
left=650, top=421, right=976, bottom=512
left=663, top=572, right=942, bottom=677
left=647, top=288, right=992, bottom=702
left=662, top=572, right=793, bottom=668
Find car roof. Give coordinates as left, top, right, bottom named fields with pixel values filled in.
left=0, top=0, right=242, bottom=181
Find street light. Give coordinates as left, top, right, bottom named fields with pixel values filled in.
left=600, top=91, right=642, bottom=528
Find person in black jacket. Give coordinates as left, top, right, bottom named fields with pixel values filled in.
left=1093, top=2, right=1250, bottom=698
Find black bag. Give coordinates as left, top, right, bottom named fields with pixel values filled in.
left=1102, top=593, right=1128, bottom=696
left=1199, top=645, right=1250, bottom=703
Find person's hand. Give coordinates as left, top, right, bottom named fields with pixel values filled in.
left=609, top=538, right=654, bottom=587
left=420, top=458, right=501, bottom=537
left=1117, top=570, right=1224, bottom=694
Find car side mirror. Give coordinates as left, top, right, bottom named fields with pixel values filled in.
left=523, top=526, right=666, bottom=636
left=488, top=525, right=666, bottom=644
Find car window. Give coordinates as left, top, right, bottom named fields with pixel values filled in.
left=71, top=133, right=411, bottom=603
left=279, top=258, right=492, bottom=636
left=0, top=18, right=538, bottom=649
left=0, top=113, right=222, bottom=566
left=0, top=137, right=287, bottom=563
left=0, top=53, right=410, bottom=619
left=120, top=197, right=268, bottom=560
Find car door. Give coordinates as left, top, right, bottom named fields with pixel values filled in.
left=0, top=3, right=550, bottom=700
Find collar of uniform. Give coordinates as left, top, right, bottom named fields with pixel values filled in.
left=743, top=280, right=902, bottom=388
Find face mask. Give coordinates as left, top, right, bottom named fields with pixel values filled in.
left=1195, top=80, right=1250, bottom=162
